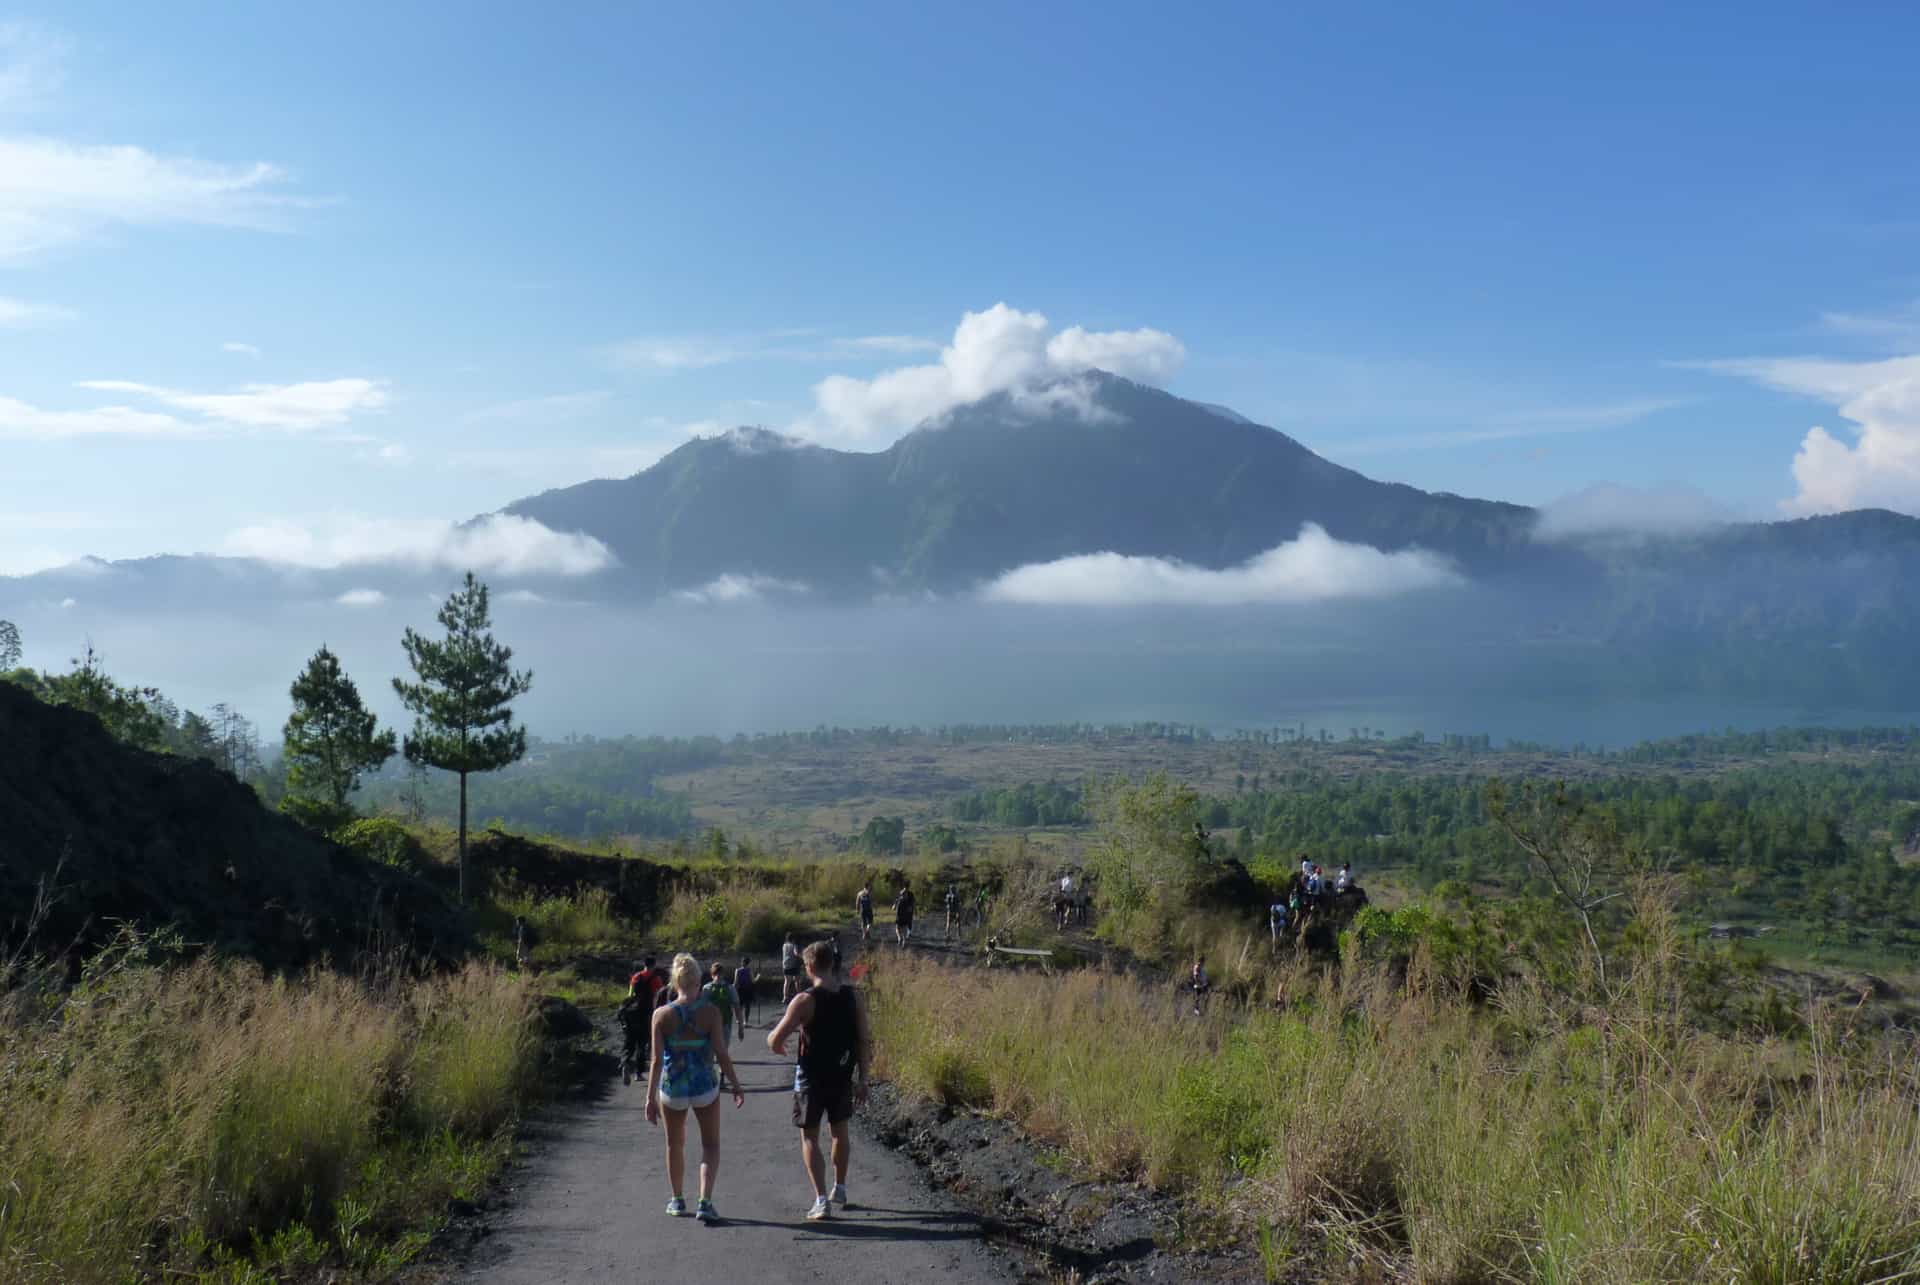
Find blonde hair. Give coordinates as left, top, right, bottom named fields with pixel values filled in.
left=670, top=952, right=702, bottom=998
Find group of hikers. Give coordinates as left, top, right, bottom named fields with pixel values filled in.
left=616, top=936, right=872, bottom=1225
left=854, top=877, right=1001, bottom=944
left=1265, top=860, right=1358, bottom=943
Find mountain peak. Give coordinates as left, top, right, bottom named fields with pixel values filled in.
left=711, top=425, right=810, bottom=455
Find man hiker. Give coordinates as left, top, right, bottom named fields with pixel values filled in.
left=704, top=962, right=738, bottom=1048
left=855, top=881, right=875, bottom=944
left=893, top=884, right=916, bottom=946
left=768, top=940, right=872, bottom=1221
left=617, top=978, right=652, bottom=1085
left=781, top=933, right=804, bottom=1002
left=632, top=956, right=666, bottom=1006
left=733, top=956, right=756, bottom=1037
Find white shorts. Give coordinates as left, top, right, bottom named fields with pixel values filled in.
left=659, top=1086, right=720, bottom=1111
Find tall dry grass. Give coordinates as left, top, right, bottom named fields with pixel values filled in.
left=0, top=953, right=539, bottom=1284
left=866, top=953, right=1920, bottom=1283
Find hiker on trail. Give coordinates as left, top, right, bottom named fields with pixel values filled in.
left=944, top=885, right=958, bottom=936
left=973, top=885, right=990, bottom=927
left=855, top=882, right=875, bottom=944
left=1269, top=899, right=1288, bottom=944
left=1055, top=872, right=1075, bottom=928
left=733, top=956, right=756, bottom=1037
left=781, top=933, right=804, bottom=1003
left=704, top=962, right=738, bottom=1048
left=768, top=939, right=872, bottom=1222
left=893, top=884, right=916, bottom=946
left=633, top=956, right=666, bottom=1006
left=1334, top=862, right=1354, bottom=893
left=617, top=979, right=652, bottom=1086
left=1189, top=956, right=1210, bottom=1016
left=645, top=953, right=745, bottom=1224
left=1306, top=865, right=1324, bottom=906
left=513, top=915, right=533, bottom=969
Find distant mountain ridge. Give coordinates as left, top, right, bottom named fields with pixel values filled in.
left=8, top=371, right=1920, bottom=650
left=505, top=372, right=1559, bottom=597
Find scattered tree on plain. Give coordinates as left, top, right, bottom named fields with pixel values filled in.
left=282, top=645, right=397, bottom=830
left=393, top=572, right=533, bottom=903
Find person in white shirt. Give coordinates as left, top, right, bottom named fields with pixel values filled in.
left=1334, top=863, right=1353, bottom=893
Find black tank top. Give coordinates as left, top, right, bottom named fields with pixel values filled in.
left=800, top=984, right=857, bottom=1080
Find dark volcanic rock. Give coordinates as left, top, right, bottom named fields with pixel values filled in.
left=0, top=681, right=466, bottom=968
left=537, top=995, right=592, bottom=1039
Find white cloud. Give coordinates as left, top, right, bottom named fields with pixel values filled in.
left=605, top=337, right=746, bottom=371
left=839, top=335, right=942, bottom=354
left=1534, top=483, right=1731, bottom=541
left=219, top=513, right=616, bottom=577
left=0, top=22, right=65, bottom=113
left=58, top=596, right=75, bottom=608
left=606, top=330, right=940, bottom=371
left=673, top=573, right=810, bottom=605
left=0, top=294, right=74, bottom=326
left=221, top=341, right=260, bottom=357
left=500, top=588, right=546, bottom=604
left=981, top=524, right=1461, bottom=607
left=1045, top=325, right=1186, bottom=384
left=800, top=303, right=1187, bottom=446
left=75, top=377, right=386, bottom=430
left=1698, top=354, right=1920, bottom=516
left=1330, top=399, right=1690, bottom=455
left=0, top=394, right=194, bottom=439
left=1819, top=303, right=1920, bottom=351
left=464, top=390, right=610, bottom=423
left=335, top=588, right=385, bottom=607
left=0, top=547, right=76, bottom=576
left=0, top=136, right=302, bottom=263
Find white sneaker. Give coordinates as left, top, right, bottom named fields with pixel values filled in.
left=830, top=1182, right=850, bottom=1208
left=806, top=1196, right=832, bottom=1221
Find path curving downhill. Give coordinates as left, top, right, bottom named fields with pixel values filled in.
left=462, top=1007, right=1016, bottom=1285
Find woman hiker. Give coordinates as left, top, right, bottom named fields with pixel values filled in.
left=645, top=953, right=746, bottom=1223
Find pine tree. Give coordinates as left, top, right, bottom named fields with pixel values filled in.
left=393, top=573, right=533, bottom=903
left=283, top=645, right=396, bottom=823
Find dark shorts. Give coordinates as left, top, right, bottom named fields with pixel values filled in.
left=897, top=912, right=913, bottom=928
left=793, top=1073, right=855, bottom=1130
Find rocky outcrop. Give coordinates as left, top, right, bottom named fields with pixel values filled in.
left=0, top=681, right=466, bottom=969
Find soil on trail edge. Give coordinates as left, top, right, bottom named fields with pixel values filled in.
left=865, top=1084, right=1269, bottom=1284
left=457, top=1011, right=1019, bottom=1285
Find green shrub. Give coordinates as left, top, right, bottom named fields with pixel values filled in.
left=333, top=816, right=431, bottom=871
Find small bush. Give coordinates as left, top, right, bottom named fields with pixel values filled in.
left=333, top=816, right=431, bottom=872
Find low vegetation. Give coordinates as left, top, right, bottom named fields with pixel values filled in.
left=0, top=936, right=541, bottom=1284
left=868, top=924, right=1920, bottom=1282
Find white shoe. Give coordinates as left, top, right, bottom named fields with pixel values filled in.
left=806, top=1196, right=832, bottom=1221
left=830, top=1183, right=850, bottom=1207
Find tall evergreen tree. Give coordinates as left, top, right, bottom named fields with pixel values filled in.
left=283, top=645, right=396, bottom=822
left=393, top=573, right=533, bottom=902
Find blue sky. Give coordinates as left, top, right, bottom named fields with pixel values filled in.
left=4, top=2, right=1920, bottom=575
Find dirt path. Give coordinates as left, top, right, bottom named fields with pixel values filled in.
left=462, top=1010, right=1018, bottom=1285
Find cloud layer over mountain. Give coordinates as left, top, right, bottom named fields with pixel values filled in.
left=218, top=513, right=613, bottom=576
left=802, top=303, right=1186, bottom=446
left=981, top=523, right=1461, bottom=606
